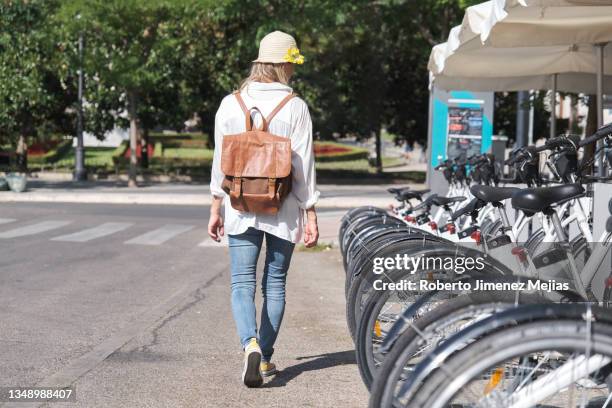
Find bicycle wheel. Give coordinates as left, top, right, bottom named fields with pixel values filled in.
left=339, top=206, right=387, bottom=253
left=345, top=236, right=444, bottom=340
left=353, top=251, right=512, bottom=388
left=414, top=319, right=612, bottom=408
left=369, top=290, right=552, bottom=408
left=342, top=213, right=403, bottom=271
left=355, top=275, right=459, bottom=389
left=344, top=224, right=416, bottom=296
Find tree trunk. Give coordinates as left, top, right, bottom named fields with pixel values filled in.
left=374, top=130, right=383, bottom=174
left=202, top=110, right=215, bottom=149
left=141, top=128, right=149, bottom=169
left=127, top=91, right=139, bottom=187
left=16, top=135, right=28, bottom=173
left=583, top=95, right=597, bottom=175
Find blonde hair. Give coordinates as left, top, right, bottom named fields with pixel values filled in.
left=239, top=62, right=291, bottom=90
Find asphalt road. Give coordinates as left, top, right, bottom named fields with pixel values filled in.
left=0, top=202, right=367, bottom=407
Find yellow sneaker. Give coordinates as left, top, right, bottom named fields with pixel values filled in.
left=242, top=338, right=263, bottom=387
left=260, top=361, right=278, bottom=377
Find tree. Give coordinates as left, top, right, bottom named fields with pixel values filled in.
left=3, top=0, right=489, bottom=178
left=290, top=0, right=475, bottom=171
left=57, top=0, right=200, bottom=185
left=0, top=0, right=75, bottom=171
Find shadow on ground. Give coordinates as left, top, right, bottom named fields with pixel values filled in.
left=263, top=350, right=356, bottom=388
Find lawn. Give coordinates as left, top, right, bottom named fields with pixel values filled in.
left=160, top=147, right=213, bottom=161
left=315, top=159, right=371, bottom=172
left=29, top=146, right=116, bottom=171
left=19, top=139, right=424, bottom=183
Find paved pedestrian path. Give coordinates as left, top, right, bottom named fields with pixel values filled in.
left=44, top=249, right=368, bottom=408
left=0, top=201, right=371, bottom=407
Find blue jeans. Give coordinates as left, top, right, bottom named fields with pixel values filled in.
left=228, top=227, right=295, bottom=362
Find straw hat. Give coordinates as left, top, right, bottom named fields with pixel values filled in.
left=253, top=31, right=305, bottom=64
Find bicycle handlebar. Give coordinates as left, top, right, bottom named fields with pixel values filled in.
left=505, top=146, right=539, bottom=165
left=579, top=122, right=612, bottom=147
left=469, top=155, right=488, bottom=166
left=545, top=134, right=580, bottom=150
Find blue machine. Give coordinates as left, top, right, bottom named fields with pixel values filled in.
left=427, top=87, right=494, bottom=194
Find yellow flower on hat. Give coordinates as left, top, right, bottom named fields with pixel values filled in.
left=283, top=47, right=305, bottom=64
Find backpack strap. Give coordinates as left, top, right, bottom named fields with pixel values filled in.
left=265, top=93, right=295, bottom=129
left=233, top=91, right=252, bottom=131
left=234, top=90, right=295, bottom=131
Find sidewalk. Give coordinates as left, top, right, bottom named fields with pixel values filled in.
left=0, top=180, right=426, bottom=209
left=39, top=248, right=368, bottom=408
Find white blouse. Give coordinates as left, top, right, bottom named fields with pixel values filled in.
left=210, top=81, right=320, bottom=243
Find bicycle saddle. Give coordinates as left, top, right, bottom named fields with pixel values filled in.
left=511, top=184, right=585, bottom=215
left=431, top=196, right=466, bottom=207
left=470, top=185, right=519, bottom=204
left=387, top=187, right=406, bottom=195
left=450, top=198, right=485, bottom=221
left=398, top=189, right=430, bottom=201
left=412, top=194, right=439, bottom=211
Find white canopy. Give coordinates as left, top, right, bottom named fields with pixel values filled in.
left=429, top=40, right=612, bottom=93
left=459, top=0, right=612, bottom=48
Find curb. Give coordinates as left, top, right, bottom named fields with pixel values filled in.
left=0, top=191, right=392, bottom=209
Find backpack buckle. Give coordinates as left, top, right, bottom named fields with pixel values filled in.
left=231, top=176, right=242, bottom=198
left=268, top=178, right=276, bottom=198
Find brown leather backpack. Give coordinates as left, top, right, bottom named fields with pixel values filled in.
left=220, top=91, right=295, bottom=215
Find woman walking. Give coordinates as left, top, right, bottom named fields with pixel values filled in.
left=207, top=31, right=319, bottom=388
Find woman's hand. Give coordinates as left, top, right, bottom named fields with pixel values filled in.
left=208, top=196, right=224, bottom=242
left=303, top=207, right=319, bottom=248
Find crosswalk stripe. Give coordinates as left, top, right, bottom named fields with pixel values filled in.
left=0, top=218, right=16, bottom=225
left=198, top=235, right=228, bottom=247
left=51, top=222, right=133, bottom=242
left=0, top=220, right=72, bottom=239
left=124, top=224, right=194, bottom=246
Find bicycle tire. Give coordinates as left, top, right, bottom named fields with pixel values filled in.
left=416, top=319, right=612, bottom=408
left=369, top=290, right=551, bottom=408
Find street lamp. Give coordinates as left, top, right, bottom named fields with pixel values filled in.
left=73, top=31, right=87, bottom=181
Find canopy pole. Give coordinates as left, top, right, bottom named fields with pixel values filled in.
left=528, top=90, right=534, bottom=146
left=550, top=73, right=557, bottom=139
left=596, top=43, right=606, bottom=176
left=516, top=91, right=529, bottom=148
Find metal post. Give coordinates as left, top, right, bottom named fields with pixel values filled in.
left=550, top=73, right=557, bottom=139
left=516, top=91, right=529, bottom=147
left=596, top=43, right=606, bottom=176
left=528, top=90, right=534, bottom=145
left=73, top=32, right=87, bottom=181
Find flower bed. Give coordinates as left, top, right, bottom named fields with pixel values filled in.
left=28, top=139, right=73, bottom=164
left=28, top=140, right=61, bottom=157
left=121, top=143, right=155, bottom=159
left=313, top=141, right=369, bottom=163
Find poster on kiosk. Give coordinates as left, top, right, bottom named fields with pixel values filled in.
left=427, top=86, right=494, bottom=196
